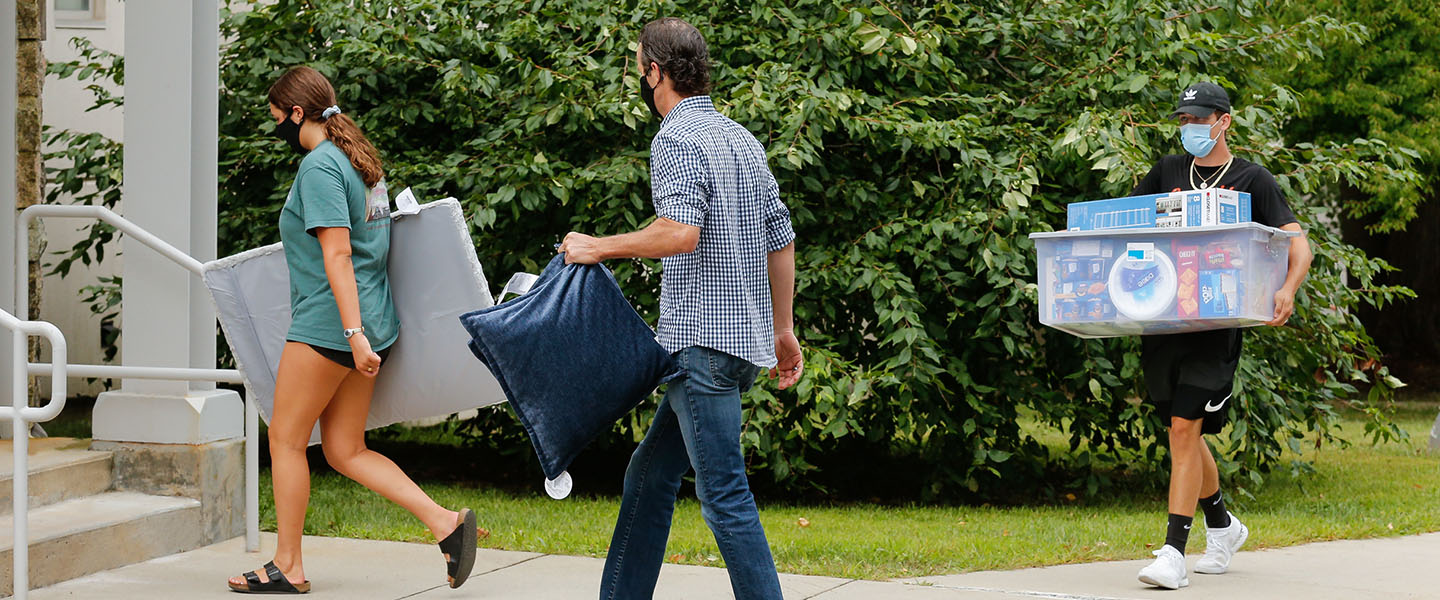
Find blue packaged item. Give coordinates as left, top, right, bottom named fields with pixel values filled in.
left=1084, top=297, right=1106, bottom=320
left=459, top=254, right=684, bottom=494
left=1122, top=264, right=1161, bottom=293
left=1059, top=257, right=1084, bottom=282
left=1085, top=257, right=1106, bottom=280
left=1198, top=269, right=1240, bottom=317
left=1058, top=298, right=1082, bottom=321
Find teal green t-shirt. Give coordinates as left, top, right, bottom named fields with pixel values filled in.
left=278, top=140, right=399, bottom=352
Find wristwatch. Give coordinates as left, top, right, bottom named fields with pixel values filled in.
left=343, top=326, right=365, bottom=339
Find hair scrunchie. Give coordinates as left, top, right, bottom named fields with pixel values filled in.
left=321, top=105, right=342, bottom=120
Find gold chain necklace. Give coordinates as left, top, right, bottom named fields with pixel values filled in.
left=1189, top=156, right=1234, bottom=190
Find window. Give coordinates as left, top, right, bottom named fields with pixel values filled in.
left=55, top=0, right=106, bottom=29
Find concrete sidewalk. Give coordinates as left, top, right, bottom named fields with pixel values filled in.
left=23, top=532, right=1438, bottom=599
left=905, top=532, right=1438, bottom=599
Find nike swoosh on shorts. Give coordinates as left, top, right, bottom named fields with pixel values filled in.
left=1204, top=394, right=1233, bottom=413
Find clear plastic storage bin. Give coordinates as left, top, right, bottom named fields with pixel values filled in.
left=1029, top=223, right=1297, bottom=338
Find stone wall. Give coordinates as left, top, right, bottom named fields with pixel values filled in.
left=17, top=0, right=45, bottom=404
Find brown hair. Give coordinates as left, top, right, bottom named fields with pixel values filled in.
left=638, top=18, right=711, bottom=96
left=267, top=66, right=384, bottom=187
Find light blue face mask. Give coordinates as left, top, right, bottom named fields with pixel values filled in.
left=1180, top=122, right=1219, bottom=158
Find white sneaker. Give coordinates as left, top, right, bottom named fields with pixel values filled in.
left=1194, top=512, right=1249, bottom=574
left=1137, top=545, right=1189, bottom=589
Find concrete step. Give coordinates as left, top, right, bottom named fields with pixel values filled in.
left=0, top=491, right=202, bottom=596
left=0, top=438, right=115, bottom=515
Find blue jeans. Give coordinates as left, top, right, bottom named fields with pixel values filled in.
left=599, top=346, right=783, bottom=600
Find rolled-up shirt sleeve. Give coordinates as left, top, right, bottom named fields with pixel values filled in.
left=763, top=172, right=795, bottom=252
left=650, top=134, right=709, bottom=227
left=298, top=163, right=352, bottom=236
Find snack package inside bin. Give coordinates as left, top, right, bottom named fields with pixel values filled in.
left=1049, top=239, right=1117, bottom=322
left=1198, top=269, right=1241, bottom=318
left=1173, top=243, right=1200, bottom=319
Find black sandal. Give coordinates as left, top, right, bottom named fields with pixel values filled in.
left=438, top=508, right=478, bottom=588
left=228, top=561, right=311, bottom=594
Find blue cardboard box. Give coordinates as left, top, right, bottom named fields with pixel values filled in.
left=1183, top=189, right=1252, bottom=227
left=1068, top=190, right=1251, bottom=231
left=1066, top=193, right=1175, bottom=230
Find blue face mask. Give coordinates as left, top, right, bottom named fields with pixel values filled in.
left=1180, top=122, right=1219, bottom=158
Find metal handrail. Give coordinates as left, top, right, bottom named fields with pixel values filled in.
left=27, top=363, right=242, bottom=384
left=10, top=204, right=261, bottom=600
left=18, top=204, right=204, bottom=276
left=1, top=307, right=67, bottom=599
left=0, top=310, right=66, bottom=422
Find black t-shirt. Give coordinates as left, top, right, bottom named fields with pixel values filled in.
left=1131, top=154, right=1298, bottom=397
left=1131, top=154, right=1297, bottom=228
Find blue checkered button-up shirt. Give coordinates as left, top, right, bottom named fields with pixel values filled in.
left=651, top=96, right=796, bottom=368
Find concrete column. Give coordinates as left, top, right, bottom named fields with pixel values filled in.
left=188, top=0, right=218, bottom=391
left=115, top=0, right=210, bottom=396
left=97, top=0, right=238, bottom=439
left=93, top=0, right=242, bottom=545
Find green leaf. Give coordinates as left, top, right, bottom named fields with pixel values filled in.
left=897, top=35, right=918, bottom=55
left=1122, top=72, right=1149, bottom=93
left=860, top=34, right=887, bottom=54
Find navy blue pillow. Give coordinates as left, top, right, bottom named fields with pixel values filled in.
left=459, top=254, right=683, bottom=484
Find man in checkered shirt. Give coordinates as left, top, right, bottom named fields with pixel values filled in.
left=559, top=17, right=800, bottom=600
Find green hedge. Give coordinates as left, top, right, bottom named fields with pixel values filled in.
left=50, top=0, right=1425, bottom=501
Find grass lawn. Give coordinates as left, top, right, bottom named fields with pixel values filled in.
left=260, top=396, right=1440, bottom=580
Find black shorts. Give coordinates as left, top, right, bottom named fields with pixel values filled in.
left=307, top=343, right=392, bottom=371
left=1141, top=329, right=1241, bottom=435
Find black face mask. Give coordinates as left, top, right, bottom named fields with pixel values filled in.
left=274, top=112, right=305, bottom=154
left=640, top=67, right=662, bottom=121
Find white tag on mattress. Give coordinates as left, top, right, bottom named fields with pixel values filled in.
left=393, top=187, right=422, bottom=216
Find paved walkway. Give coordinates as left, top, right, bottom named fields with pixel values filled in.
left=25, top=532, right=1438, bottom=599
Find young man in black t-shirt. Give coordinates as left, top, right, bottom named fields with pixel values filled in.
left=1132, top=82, right=1313, bottom=590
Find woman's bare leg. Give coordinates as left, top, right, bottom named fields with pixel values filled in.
left=230, top=342, right=348, bottom=588
left=318, top=367, right=460, bottom=539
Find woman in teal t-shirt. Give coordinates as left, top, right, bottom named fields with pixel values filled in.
left=228, top=66, right=477, bottom=594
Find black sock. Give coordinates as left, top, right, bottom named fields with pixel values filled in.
left=1200, top=491, right=1232, bottom=529
left=1165, top=514, right=1193, bottom=554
